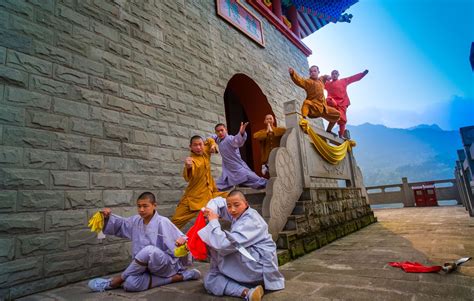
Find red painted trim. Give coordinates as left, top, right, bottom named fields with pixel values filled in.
left=246, top=0, right=312, bottom=56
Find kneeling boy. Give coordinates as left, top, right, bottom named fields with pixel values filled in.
left=199, top=190, right=285, bottom=300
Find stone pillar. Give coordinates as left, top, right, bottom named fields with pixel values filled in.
left=287, top=6, right=301, bottom=38
left=459, top=126, right=474, bottom=216
left=272, top=0, right=283, bottom=19
left=284, top=100, right=310, bottom=188
left=459, top=165, right=474, bottom=217
left=401, top=177, right=415, bottom=207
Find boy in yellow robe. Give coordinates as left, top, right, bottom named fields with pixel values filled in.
left=171, top=135, right=228, bottom=229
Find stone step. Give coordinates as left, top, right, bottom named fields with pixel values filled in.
left=283, top=214, right=306, bottom=231
left=238, top=187, right=266, bottom=205
left=276, top=248, right=291, bottom=266
left=291, top=200, right=311, bottom=215
left=276, top=229, right=298, bottom=249
left=298, top=189, right=311, bottom=201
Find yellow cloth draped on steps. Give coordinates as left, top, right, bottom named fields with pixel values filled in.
left=299, top=118, right=356, bottom=165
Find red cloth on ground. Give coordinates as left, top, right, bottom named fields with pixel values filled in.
left=186, top=211, right=208, bottom=260
left=389, top=261, right=442, bottom=273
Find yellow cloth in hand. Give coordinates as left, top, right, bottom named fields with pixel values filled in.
left=299, top=118, right=356, bottom=165
left=88, top=211, right=104, bottom=233
left=174, top=244, right=189, bottom=257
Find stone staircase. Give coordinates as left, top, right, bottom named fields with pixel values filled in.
left=276, top=188, right=377, bottom=265
left=241, top=187, right=377, bottom=266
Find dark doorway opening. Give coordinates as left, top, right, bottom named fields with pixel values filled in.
left=223, top=74, right=276, bottom=175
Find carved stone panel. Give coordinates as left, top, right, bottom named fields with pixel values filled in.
left=303, top=136, right=352, bottom=180
left=263, top=128, right=303, bottom=240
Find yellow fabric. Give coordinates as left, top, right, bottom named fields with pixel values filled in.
left=174, top=244, right=189, bottom=257
left=299, top=118, right=356, bottom=165
left=88, top=211, right=104, bottom=233
left=171, top=199, right=201, bottom=230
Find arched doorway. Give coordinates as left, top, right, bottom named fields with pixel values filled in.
left=223, top=74, right=277, bottom=175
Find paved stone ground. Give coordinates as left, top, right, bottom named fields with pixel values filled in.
left=18, top=206, right=474, bottom=301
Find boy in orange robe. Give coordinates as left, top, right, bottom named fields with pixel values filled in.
left=171, top=136, right=228, bottom=230
left=253, top=114, right=286, bottom=176
left=325, top=69, right=368, bottom=138
left=289, top=66, right=340, bottom=134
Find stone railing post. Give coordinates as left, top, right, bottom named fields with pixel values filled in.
left=401, top=177, right=415, bottom=207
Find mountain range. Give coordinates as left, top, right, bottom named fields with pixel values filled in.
left=347, top=123, right=464, bottom=186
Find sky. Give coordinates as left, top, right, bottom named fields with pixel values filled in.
left=303, top=0, right=474, bottom=130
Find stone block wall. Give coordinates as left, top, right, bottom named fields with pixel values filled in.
left=277, top=188, right=376, bottom=264
left=0, top=0, right=309, bottom=299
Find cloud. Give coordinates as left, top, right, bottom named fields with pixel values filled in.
left=348, top=95, right=474, bottom=130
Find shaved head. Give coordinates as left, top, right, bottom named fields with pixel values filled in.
left=227, top=189, right=246, bottom=202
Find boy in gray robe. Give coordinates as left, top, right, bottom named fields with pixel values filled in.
left=88, top=192, right=200, bottom=292
left=199, top=190, right=285, bottom=300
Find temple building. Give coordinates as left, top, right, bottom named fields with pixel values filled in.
left=0, top=1, right=372, bottom=299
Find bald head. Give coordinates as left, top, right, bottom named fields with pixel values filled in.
left=226, top=190, right=249, bottom=219
left=227, top=190, right=246, bottom=201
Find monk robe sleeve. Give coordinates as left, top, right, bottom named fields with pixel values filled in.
left=290, top=71, right=308, bottom=89
left=344, top=72, right=366, bottom=85
left=103, top=214, right=135, bottom=239
left=253, top=129, right=268, bottom=141
left=231, top=132, right=247, bottom=148
left=230, top=214, right=268, bottom=249
left=273, top=127, right=286, bottom=137
left=204, top=137, right=217, bottom=155
left=160, top=218, right=186, bottom=254
left=182, top=160, right=194, bottom=182
left=198, top=212, right=267, bottom=256
left=198, top=219, right=240, bottom=256
left=206, top=196, right=231, bottom=220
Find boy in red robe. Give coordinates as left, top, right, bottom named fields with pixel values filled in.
left=325, top=69, right=368, bottom=138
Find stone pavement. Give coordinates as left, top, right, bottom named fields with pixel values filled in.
left=18, top=206, right=474, bottom=301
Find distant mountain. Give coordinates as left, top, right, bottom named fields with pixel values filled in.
left=408, top=124, right=443, bottom=131
left=347, top=123, right=463, bottom=186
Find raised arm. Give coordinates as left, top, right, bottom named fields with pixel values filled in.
left=289, top=68, right=308, bottom=89
left=102, top=210, right=135, bottom=239
left=230, top=122, right=249, bottom=148
left=205, top=137, right=218, bottom=155
left=160, top=218, right=186, bottom=254
left=205, top=196, right=231, bottom=220
left=198, top=213, right=267, bottom=256
left=230, top=132, right=247, bottom=148
left=183, top=156, right=194, bottom=182
left=344, top=70, right=368, bottom=85
left=319, top=74, right=331, bottom=83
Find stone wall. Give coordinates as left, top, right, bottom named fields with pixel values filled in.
left=0, top=0, right=309, bottom=299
